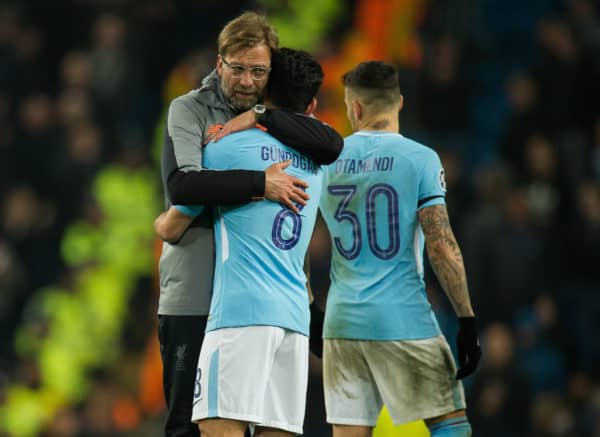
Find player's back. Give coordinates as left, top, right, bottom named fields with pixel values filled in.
left=203, top=129, right=322, bottom=336
left=320, top=131, right=446, bottom=341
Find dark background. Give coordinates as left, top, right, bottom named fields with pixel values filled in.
left=1, top=0, right=600, bottom=436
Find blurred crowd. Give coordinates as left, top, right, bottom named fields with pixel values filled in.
left=416, top=0, right=600, bottom=435
left=427, top=1, right=600, bottom=435
left=1, top=0, right=600, bottom=436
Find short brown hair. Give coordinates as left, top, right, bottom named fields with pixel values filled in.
left=342, top=61, right=401, bottom=111
left=218, top=11, right=279, bottom=58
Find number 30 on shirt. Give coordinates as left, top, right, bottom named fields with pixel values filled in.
left=328, top=183, right=400, bottom=260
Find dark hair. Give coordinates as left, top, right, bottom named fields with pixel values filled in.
left=342, top=61, right=399, bottom=90
left=342, top=61, right=401, bottom=109
left=218, top=11, right=279, bottom=58
left=266, top=48, right=324, bottom=113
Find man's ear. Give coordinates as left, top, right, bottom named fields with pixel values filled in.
left=216, top=55, right=223, bottom=75
left=305, top=97, right=317, bottom=116
left=398, top=94, right=404, bottom=113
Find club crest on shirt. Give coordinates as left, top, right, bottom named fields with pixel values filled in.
left=439, top=168, right=447, bottom=192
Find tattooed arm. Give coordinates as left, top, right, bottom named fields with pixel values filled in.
left=418, top=204, right=474, bottom=318
left=419, top=203, right=481, bottom=378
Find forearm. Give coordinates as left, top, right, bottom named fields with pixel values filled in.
left=154, top=211, right=188, bottom=243
left=260, top=110, right=343, bottom=165
left=426, top=241, right=474, bottom=317
left=420, top=206, right=474, bottom=317
left=167, top=168, right=265, bottom=206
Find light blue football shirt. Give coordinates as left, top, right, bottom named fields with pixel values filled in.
left=193, top=129, right=322, bottom=336
left=319, top=131, right=446, bottom=340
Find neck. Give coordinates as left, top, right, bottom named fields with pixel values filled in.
left=357, top=115, right=399, bottom=133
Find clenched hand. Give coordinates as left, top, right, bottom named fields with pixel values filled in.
left=456, top=316, right=482, bottom=380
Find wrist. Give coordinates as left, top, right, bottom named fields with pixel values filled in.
left=458, top=316, right=477, bottom=330
left=252, top=104, right=267, bottom=123
left=250, top=171, right=266, bottom=201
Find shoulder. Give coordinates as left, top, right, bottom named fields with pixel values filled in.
left=169, top=71, right=224, bottom=113
left=343, top=132, right=363, bottom=146
left=168, top=90, right=202, bottom=115
left=341, top=132, right=437, bottom=159
left=336, top=133, right=362, bottom=156
left=167, top=88, right=227, bottom=128
left=206, top=128, right=271, bottom=152
left=398, top=135, right=441, bottom=166
left=229, top=128, right=272, bottom=144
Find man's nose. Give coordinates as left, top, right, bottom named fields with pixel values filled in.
left=238, top=71, right=254, bottom=87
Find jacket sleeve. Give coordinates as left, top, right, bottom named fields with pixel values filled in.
left=163, top=98, right=265, bottom=206
left=259, top=110, right=343, bottom=165
left=168, top=169, right=265, bottom=206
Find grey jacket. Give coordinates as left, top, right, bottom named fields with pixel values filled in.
left=158, top=71, right=234, bottom=315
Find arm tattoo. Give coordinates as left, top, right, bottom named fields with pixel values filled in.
left=418, top=204, right=474, bottom=317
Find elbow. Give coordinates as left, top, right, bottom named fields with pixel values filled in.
left=162, top=231, right=181, bottom=245
left=154, top=217, right=180, bottom=244
left=425, top=240, right=448, bottom=260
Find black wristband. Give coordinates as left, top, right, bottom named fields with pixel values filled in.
left=458, top=316, right=477, bottom=331
left=250, top=170, right=266, bottom=200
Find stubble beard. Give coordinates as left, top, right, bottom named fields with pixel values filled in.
left=222, top=82, right=261, bottom=112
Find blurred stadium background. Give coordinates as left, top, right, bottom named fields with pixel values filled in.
left=1, top=0, right=599, bottom=436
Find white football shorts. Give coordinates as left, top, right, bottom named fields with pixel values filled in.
left=191, top=325, right=308, bottom=434
left=323, top=335, right=466, bottom=426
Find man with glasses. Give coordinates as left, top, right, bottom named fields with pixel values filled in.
left=157, top=46, right=326, bottom=437
left=157, top=12, right=342, bottom=437
left=220, top=57, right=270, bottom=79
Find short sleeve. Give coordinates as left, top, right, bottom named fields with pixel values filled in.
left=174, top=204, right=204, bottom=217
left=417, top=150, right=446, bottom=210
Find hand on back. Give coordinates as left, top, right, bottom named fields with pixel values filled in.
left=264, top=160, right=309, bottom=214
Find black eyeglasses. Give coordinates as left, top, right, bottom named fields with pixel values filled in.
left=220, top=56, right=271, bottom=80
